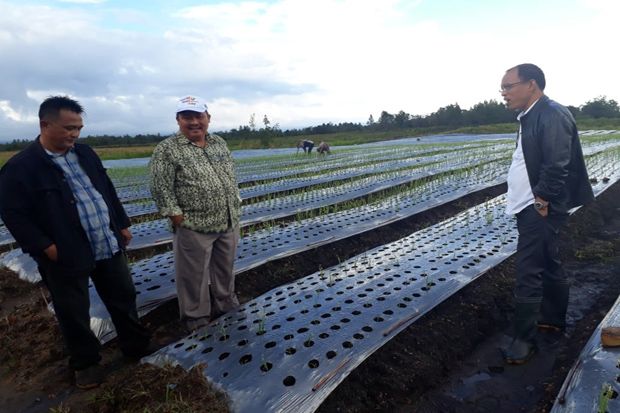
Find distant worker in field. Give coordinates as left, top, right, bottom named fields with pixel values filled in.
left=317, top=141, right=331, bottom=156
left=0, top=96, right=151, bottom=389
left=297, top=139, right=314, bottom=154
left=150, top=95, right=241, bottom=332
left=500, top=64, right=593, bottom=365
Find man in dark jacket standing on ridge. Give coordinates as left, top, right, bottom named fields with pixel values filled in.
left=0, top=96, right=151, bottom=388
left=500, top=64, right=594, bottom=364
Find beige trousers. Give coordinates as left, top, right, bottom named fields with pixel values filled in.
left=173, top=226, right=240, bottom=330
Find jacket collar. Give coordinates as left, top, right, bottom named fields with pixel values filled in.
left=31, top=136, right=87, bottom=168
left=520, top=95, right=549, bottom=121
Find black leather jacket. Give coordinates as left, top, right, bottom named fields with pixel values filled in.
left=0, top=138, right=130, bottom=276
left=520, top=96, right=594, bottom=213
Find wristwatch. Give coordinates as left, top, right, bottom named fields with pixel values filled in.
left=534, top=201, right=548, bottom=210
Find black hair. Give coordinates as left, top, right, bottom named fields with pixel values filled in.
left=511, top=63, right=546, bottom=91
left=38, top=96, right=84, bottom=121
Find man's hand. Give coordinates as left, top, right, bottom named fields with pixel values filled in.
left=534, top=196, right=549, bottom=217
left=120, top=228, right=133, bottom=246
left=169, top=215, right=184, bottom=227
left=44, top=244, right=58, bottom=261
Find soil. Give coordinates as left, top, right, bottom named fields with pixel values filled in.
left=0, top=181, right=619, bottom=413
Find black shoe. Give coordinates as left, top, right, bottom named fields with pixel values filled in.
left=123, top=341, right=159, bottom=360
left=75, top=364, right=104, bottom=390
left=502, top=339, right=537, bottom=365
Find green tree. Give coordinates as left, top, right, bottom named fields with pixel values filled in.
left=377, top=111, right=395, bottom=129
left=464, top=100, right=514, bottom=125
left=580, top=96, right=620, bottom=118
left=566, top=105, right=581, bottom=119
left=366, top=114, right=375, bottom=126
left=249, top=113, right=256, bottom=130
left=428, top=103, right=463, bottom=127
left=394, top=110, right=410, bottom=128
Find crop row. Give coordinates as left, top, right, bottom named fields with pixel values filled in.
left=112, top=142, right=509, bottom=205
left=0, top=153, right=511, bottom=284
left=74, top=142, right=620, bottom=346
left=143, top=164, right=620, bottom=413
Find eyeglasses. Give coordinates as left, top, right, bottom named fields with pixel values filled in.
left=499, top=80, right=530, bottom=93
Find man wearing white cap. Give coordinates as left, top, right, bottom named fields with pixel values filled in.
left=150, top=96, right=241, bottom=331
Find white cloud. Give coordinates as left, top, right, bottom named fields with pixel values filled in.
left=0, top=0, right=619, bottom=141
left=0, top=100, right=37, bottom=122
left=57, top=0, right=106, bottom=3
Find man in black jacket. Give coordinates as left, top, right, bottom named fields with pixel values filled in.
left=500, top=64, right=594, bottom=364
left=0, top=96, right=151, bottom=388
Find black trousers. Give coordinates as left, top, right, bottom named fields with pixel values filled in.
left=515, top=205, right=568, bottom=303
left=39, top=252, right=150, bottom=370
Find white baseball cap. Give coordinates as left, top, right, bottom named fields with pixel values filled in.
left=176, top=95, right=209, bottom=113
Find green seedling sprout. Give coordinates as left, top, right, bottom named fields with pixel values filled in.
left=218, top=323, right=228, bottom=341
left=260, top=354, right=270, bottom=373
left=485, top=210, right=493, bottom=225
left=598, top=382, right=615, bottom=413
left=314, top=289, right=321, bottom=308
left=256, top=311, right=266, bottom=336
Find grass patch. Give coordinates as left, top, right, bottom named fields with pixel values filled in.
left=82, top=363, right=231, bottom=413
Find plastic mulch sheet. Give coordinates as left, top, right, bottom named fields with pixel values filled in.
left=141, top=174, right=620, bottom=413
left=142, top=195, right=519, bottom=412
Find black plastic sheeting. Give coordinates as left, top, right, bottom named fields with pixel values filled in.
left=550, top=177, right=620, bottom=413
left=3, top=139, right=615, bottom=253
left=3, top=142, right=619, bottom=287
left=550, top=295, right=620, bottom=413
left=239, top=150, right=509, bottom=225
left=0, top=156, right=509, bottom=285
left=116, top=149, right=480, bottom=219
left=110, top=143, right=492, bottom=202
left=234, top=145, right=446, bottom=184
left=141, top=172, right=620, bottom=413
left=0, top=143, right=512, bottom=251
left=0, top=226, right=12, bottom=247
left=87, top=158, right=513, bottom=343
left=142, top=196, right=518, bottom=412
left=117, top=138, right=620, bottom=244
left=236, top=144, right=505, bottom=200
left=81, top=147, right=620, bottom=344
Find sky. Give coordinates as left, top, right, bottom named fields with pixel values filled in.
left=0, top=0, right=618, bottom=141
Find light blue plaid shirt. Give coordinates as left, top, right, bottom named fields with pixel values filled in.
left=47, top=148, right=119, bottom=260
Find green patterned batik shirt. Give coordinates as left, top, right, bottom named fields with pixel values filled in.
left=149, top=132, right=241, bottom=233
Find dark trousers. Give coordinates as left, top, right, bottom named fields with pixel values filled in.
left=39, top=252, right=150, bottom=370
left=515, top=205, right=569, bottom=325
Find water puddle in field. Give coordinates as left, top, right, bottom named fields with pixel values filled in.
left=449, top=372, right=492, bottom=400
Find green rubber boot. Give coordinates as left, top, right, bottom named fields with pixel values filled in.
left=503, top=301, right=540, bottom=365
left=539, top=280, right=569, bottom=332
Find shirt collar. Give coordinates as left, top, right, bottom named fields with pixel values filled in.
left=517, top=98, right=540, bottom=121
left=175, top=131, right=212, bottom=147
left=44, top=147, right=74, bottom=158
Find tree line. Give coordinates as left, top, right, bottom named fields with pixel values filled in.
left=218, top=96, right=619, bottom=140
left=1, top=96, right=618, bottom=151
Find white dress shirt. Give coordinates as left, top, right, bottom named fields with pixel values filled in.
left=505, top=99, right=540, bottom=215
